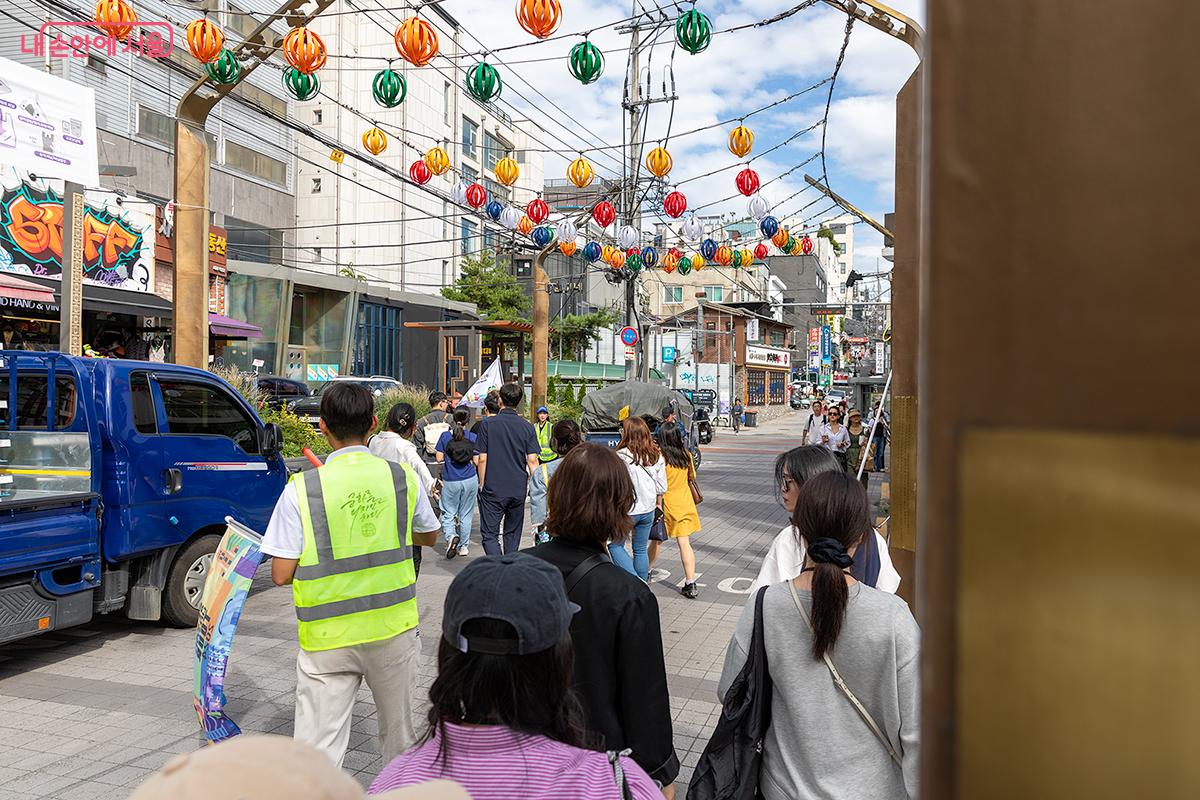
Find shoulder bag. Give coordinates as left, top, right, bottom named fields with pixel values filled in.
left=787, top=581, right=902, bottom=767
left=637, top=463, right=669, bottom=541
left=685, top=586, right=772, bottom=800
left=688, top=459, right=704, bottom=506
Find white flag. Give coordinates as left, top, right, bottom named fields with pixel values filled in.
left=460, top=358, right=503, bottom=408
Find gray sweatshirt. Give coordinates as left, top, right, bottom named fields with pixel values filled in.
left=719, top=582, right=920, bottom=800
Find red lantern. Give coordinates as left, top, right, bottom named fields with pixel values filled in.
left=663, top=190, right=687, bottom=219
left=465, top=182, right=487, bottom=209
left=527, top=198, right=549, bottom=224
left=592, top=200, right=615, bottom=228
left=736, top=167, right=760, bottom=197
left=409, top=159, right=432, bottom=185
left=800, top=235, right=814, bottom=255
left=626, top=247, right=640, bottom=257
left=754, top=243, right=769, bottom=260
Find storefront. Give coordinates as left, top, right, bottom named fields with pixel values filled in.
left=745, top=344, right=792, bottom=406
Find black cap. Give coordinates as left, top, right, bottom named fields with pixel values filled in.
left=442, top=553, right=578, bottom=656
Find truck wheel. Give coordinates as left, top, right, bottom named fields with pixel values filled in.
left=162, top=534, right=221, bottom=628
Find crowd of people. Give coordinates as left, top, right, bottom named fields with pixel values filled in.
left=187, top=380, right=918, bottom=800
left=801, top=395, right=891, bottom=489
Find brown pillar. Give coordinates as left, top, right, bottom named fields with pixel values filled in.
left=532, top=254, right=549, bottom=420
left=172, top=120, right=210, bottom=367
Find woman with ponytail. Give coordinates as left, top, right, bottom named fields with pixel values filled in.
left=434, top=406, right=479, bottom=559
left=716, top=471, right=920, bottom=800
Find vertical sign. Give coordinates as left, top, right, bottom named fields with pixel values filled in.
left=59, top=183, right=85, bottom=355
left=746, top=317, right=760, bottom=342
left=809, top=327, right=820, bottom=369
left=820, top=325, right=832, bottom=366
left=874, top=341, right=885, bottom=375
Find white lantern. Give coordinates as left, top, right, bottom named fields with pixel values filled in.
left=451, top=179, right=471, bottom=206
left=500, top=205, right=521, bottom=230
left=556, top=219, right=577, bottom=242
left=618, top=225, right=640, bottom=250
left=747, top=194, right=772, bottom=221
left=681, top=215, right=704, bottom=241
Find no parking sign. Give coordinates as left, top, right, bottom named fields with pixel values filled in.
left=619, top=326, right=640, bottom=346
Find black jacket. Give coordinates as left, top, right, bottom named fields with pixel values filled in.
left=525, top=539, right=681, bottom=786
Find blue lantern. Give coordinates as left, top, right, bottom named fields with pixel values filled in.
left=641, top=246, right=658, bottom=269
left=760, top=215, right=779, bottom=238
left=532, top=226, right=553, bottom=247
left=486, top=200, right=504, bottom=221
left=700, top=238, right=718, bottom=261
left=584, top=241, right=602, bottom=262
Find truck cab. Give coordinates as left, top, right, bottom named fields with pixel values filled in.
left=0, top=352, right=287, bottom=644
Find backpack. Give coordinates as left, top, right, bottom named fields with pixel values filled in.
left=422, top=414, right=451, bottom=456
left=444, top=436, right=474, bottom=466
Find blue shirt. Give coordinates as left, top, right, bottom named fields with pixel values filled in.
left=435, top=430, right=478, bottom=482
left=474, top=408, right=539, bottom=498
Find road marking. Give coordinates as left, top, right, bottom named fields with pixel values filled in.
left=717, top=577, right=755, bottom=595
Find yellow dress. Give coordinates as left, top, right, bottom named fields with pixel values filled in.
left=663, top=457, right=701, bottom=539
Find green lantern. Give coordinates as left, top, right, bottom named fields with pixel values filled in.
left=732, top=249, right=743, bottom=267
left=372, top=67, right=407, bottom=108
left=675, top=8, right=712, bottom=55
left=677, top=258, right=693, bottom=276
left=568, top=40, right=605, bottom=85
left=785, top=235, right=796, bottom=252
left=205, top=49, right=241, bottom=85
left=466, top=61, right=502, bottom=104
left=626, top=253, right=642, bottom=273
left=282, top=67, right=320, bottom=101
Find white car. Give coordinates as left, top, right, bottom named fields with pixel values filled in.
left=823, top=389, right=849, bottom=407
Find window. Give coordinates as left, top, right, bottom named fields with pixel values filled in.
left=226, top=215, right=283, bottom=264
left=460, top=219, right=478, bottom=254
left=444, top=82, right=452, bottom=126
left=442, top=260, right=450, bottom=285
left=769, top=330, right=786, bottom=347
left=312, top=247, right=322, bottom=263
left=313, top=109, right=323, bottom=124
left=311, top=177, right=322, bottom=193
left=234, top=81, right=287, bottom=118
left=130, top=373, right=157, bottom=434
left=662, top=286, right=684, bottom=304
left=704, top=285, right=725, bottom=302
left=462, top=116, right=478, bottom=159
left=516, top=149, right=527, bottom=164
left=442, top=202, right=449, bottom=238
left=86, top=54, right=107, bottom=74
left=0, top=375, right=77, bottom=430
left=158, top=379, right=259, bottom=454
left=137, top=106, right=215, bottom=150
left=484, top=132, right=508, bottom=171
left=225, top=140, right=287, bottom=186
left=483, top=228, right=497, bottom=250
left=461, top=164, right=479, bottom=182
left=484, top=178, right=509, bottom=204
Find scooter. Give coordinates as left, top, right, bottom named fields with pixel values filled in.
left=694, top=407, right=713, bottom=445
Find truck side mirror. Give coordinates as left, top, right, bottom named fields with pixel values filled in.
left=260, top=422, right=284, bottom=455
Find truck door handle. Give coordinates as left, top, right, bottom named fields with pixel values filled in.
left=165, top=468, right=182, bottom=495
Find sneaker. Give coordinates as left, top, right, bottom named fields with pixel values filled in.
left=681, top=582, right=700, bottom=599
left=457, top=544, right=469, bottom=557
left=445, top=535, right=461, bottom=559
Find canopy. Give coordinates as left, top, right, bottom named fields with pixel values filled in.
left=548, top=359, right=665, bottom=381
left=209, top=313, right=262, bottom=339
left=0, top=273, right=56, bottom=304
left=581, top=380, right=694, bottom=432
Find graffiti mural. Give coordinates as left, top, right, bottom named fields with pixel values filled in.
left=0, top=176, right=153, bottom=292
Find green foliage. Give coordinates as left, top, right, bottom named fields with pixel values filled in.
left=260, top=405, right=329, bottom=457
left=546, top=375, right=560, bottom=405
left=373, top=386, right=432, bottom=435
left=441, top=250, right=530, bottom=321
left=555, top=308, right=621, bottom=359
left=818, top=226, right=841, bottom=255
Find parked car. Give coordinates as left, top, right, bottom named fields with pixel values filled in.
left=255, top=375, right=310, bottom=410
left=823, top=389, right=849, bottom=407
left=288, top=376, right=402, bottom=427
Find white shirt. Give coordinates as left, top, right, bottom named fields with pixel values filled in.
left=802, top=412, right=825, bottom=446
left=261, top=445, right=439, bottom=559
left=368, top=431, right=436, bottom=493
left=617, top=449, right=668, bottom=516
left=820, top=423, right=851, bottom=453
left=750, top=524, right=901, bottom=594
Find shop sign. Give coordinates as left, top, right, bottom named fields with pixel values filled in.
left=0, top=294, right=59, bottom=315
left=813, top=305, right=845, bottom=317
left=833, top=372, right=850, bottom=384
left=745, top=318, right=760, bottom=342
left=208, top=229, right=228, bottom=274
left=745, top=344, right=791, bottom=368
left=306, top=364, right=340, bottom=382
left=820, top=325, right=832, bottom=365
left=0, top=57, right=99, bottom=186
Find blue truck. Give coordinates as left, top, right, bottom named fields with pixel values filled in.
left=0, top=352, right=287, bottom=644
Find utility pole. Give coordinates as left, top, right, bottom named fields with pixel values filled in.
left=622, top=1, right=641, bottom=381
left=531, top=241, right=553, bottom=420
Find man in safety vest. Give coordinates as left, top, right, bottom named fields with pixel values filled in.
left=261, top=382, right=440, bottom=767
left=534, top=405, right=557, bottom=464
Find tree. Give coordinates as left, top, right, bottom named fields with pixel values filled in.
left=441, top=250, right=530, bottom=321
left=817, top=226, right=841, bottom=255
left=554, top=308, right=622, bottom=360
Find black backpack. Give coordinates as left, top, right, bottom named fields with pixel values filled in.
left=444, top=436, right=474, bottom=466
left=686, top=587, right=772, bottom=800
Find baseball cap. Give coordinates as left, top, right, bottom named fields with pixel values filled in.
left=442, top=553, right=578, bottom=655
left=537, top=405, right=549, bottom=414
left=128, top=735, right=469, bottom=800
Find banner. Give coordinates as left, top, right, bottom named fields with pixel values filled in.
left=460, top=358, right=503, bottom=407
left=194, top=518, right=264, bottom=743
left=0, top=56, right=100, bottom=187
left=820, top=325, right=833, bottom=366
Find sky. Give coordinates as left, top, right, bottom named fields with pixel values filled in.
left=440, top=0, right=924, bottom=272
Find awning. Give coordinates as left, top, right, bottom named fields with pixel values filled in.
left=0, top=273, right=56, bottom=304
left=209, top=313, right=262, bottom=339
left=18, top=275, right=174, bottom=317
left=547, top=359, right=665, bottom=381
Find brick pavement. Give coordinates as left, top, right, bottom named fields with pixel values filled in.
left=0, top=409, right=888, bottom=798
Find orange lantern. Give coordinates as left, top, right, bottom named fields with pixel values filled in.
left=186, top=17, right=224, bottom=63
left=728, top=124, right=754, bottom=158
left=567, top=156, right=594, bottom=189
left=516, top=0, right=562, bottom=40
left=494, top=156, right=519, bottom=187
left=362, top=126, right=387, bottom=156
left=282, top=26, right=327, bottom=74
left=94, top=0, right=137, bottom=42
left=609, top=250, right=626, bottom=270
left=559, top=240, right=577, bottom=257
left=424, top=146, right=450, bottom=175
left=661, top=250, right=679, bottom=274
left=645, top=146, right=673, bottom=179
left=715, top=245, right=732, bottom=265
left=517, top=215, right=534, bottom=236
left=395, top=16, right=439, bottom=67
left=772, top=227, right=789, bottom=248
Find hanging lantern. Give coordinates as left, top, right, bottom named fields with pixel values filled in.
left=568, top=40, right=605, bottom=85
left=626, top=253, right=643, bottom=273
left=662, top=250, right=678, bottom=274
left=601, top=244, right=617, bottom=264
left=372, top=67, right=407, bottom=108
left=567, top=156, right=594, bottom=188
left=754, top=242, right=769, bottom=260
left=362, top=126, right=388, bottom=156
left=626, top=248, right=641, bottom=258
left=700, top=239, right=718, bottom=261
left=642, top=246, right=658, bottom=269
left=592, top=201, right=616, bottom=228
left=424, top=146, right=450, bottom=175
left=94, top=0, right=137, bottom=42
left=532, top=226, right=553, bottom=248
left=663, top=190, right=687, bottom=219
left=282, top=27, right=327, bottom=74
left=675, top=7, right=713, bottom=55
left=732, top=250, right=743, bottom=268
left=692, top=254, right=706, bottom=271
left=681, top=215, right=704, bottom=241
left=204, top=49, right=241, bottom=85
left=618, top=225, right=639, bottom=250
left=486, top=200, right=504, bottom=221
left=282, top=67, right=320, bottom=101
left=516, top=0, right=562, bottom=39
left=394, top=16, right=439, bottom=67
left=785, top=235, right=797, bottom=253
left=760, top=214, right=779, bottom=238
left=736, top=167, right=761, bottom=197
left=729, top=124, right=754, bottom=158
left=466, top=61, right=502, bottom=103
left=677, top=257, right=693, bottom=276
left=559, top=240, right=578, bottom=257
left=409, top=159, right=432, bottom=186
left=747, top=194, right=771, bottom=220
left=742, top=248, right=754, bottom=265
left=451, top=179, right=471, bottom=205
left=645, top=146, right=673, bottom=179
left=500, top=205, right=521, bottom=230
left=716, top=245, right=732, bottom=266
left=801, top=235, right=814, bottom=255
left=556, top=219, right=577, bottom=242
left=517, top=215, right=534, bottom=236
left=772, top=227, right=789, bottom=249
left=186, top=17, right=224, bottom=63
left=608, top=250, right=626, bottom=270
left=465, top=183, right=488, bottom=209
left=526, top=198, right=550, bottom=224
left=494, top=156, right=520, bottom=187
left=583, top=242, right=602, bottom=262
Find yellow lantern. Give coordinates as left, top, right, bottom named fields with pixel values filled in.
left=645, top=146, right=673, bottom=179
left=424, top=146, right=450, bottom=175
left=567, top=156, right=595, bottom=189
left=362, top=126, right=387, bottom=156
left=494, top=156, right=519, bottom=187
left=517, top=215, right=534, bottom=236
left=559, top=240, right=577, bottom=257
left=741, top=248, right=753, bottom=264
left=691, top=253, right=705, bottom=271
left=601, top=244, right=617, bottom=264
left=729, top=124, right=754, bottom=158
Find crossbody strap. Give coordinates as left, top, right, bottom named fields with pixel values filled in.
left=787, top=581, right=902, bottom=767
left=565, top=552, right=611, bottom=595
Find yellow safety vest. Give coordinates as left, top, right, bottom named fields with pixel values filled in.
left=291, top=452, right=418, bottom=652
left=536, top=421, right=557, bottom=463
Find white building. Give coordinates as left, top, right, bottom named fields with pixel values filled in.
left=821, top=213, right=857, bottom=304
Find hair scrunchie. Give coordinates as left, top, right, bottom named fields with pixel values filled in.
left=807, top=537, right=854, bottom=568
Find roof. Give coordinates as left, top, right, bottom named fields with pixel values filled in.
left=403, top=319, right=533, bottom=334
left=658, top=300, right=792, bottom=329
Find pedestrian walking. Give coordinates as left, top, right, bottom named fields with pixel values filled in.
left=648, top=424, right=701, bottom=599
left=717, top=471, right=919, bottom=800
left=609, top=417, right=667, bottom=581
left=434, top=406, right=478, bottom=559
left=470, top=390, right=500, bottom=436
left=750, top=445, right=899, bottom=594
left=370, top=403, right=437, bottom=577
left=413, top=391, right=452, bottom=461
left=869, top=402, right=890, bottom=472
left=261, top=382, right=441, bottom=767
left=732, top=399, right=744, bottom=433
left=820, top=406, right=851, bottom=469
left=657, top=404, right=688, bottom=442
left=474, top=382, right=539, bottom=555
left=802, top=400, right=826, bottom=446
left=526, top=444, right=681, bottom=796
left=534, top=405, right=557, bottom=464
left=369, top=553, right=662, bottom=800
left=845, top=409, right=874, bottom=490
left=529, top=419, right=582, bottom=543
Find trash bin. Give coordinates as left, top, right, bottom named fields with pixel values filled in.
left=744, top=411, right=758, bottom=428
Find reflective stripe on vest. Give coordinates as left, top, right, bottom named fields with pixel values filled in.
left=536, top=421, right=557, bottom=461
left=292, top=453, right=418, bottom=651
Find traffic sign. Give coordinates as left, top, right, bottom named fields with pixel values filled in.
left=619, top=326, right=639, bottom=346
left=662, top=345, right=677, bottom=363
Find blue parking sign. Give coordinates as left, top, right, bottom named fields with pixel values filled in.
left=662, top=346, right=677, bottom=363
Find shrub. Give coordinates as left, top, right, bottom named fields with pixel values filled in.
left=211, top=365, right=262, bottom=409
left=373, top=385, right=432, bottom=434
left=260, top=405, right=329, bottom=457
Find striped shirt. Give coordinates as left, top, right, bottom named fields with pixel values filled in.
left=369, top=723, right=661, bottom=799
